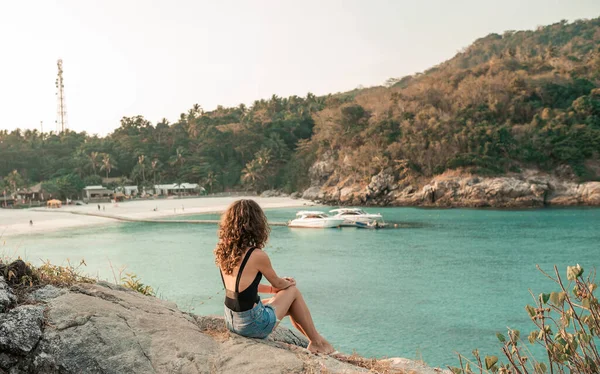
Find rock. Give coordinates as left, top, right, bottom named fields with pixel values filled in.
left=0, top=352, right=19, bottom=369
left=0, top=282, right=444, bottom=373
left=366, top=170, right=396, bottom=199
left=555, top=164, right=576, bottom=180
left=580, top=182, right=600, bottom=205
left=0, top=263, right=438, bottom=373
left=302, top=186, right=324, bottom=201
left=384, top=357, right=451, bottom=374
left=260, top=190, right=282, bottom=198
left=308, top=152, right=336, bottom=187
left=289, top=192, right=301, bottom=199
left=0, top=305, right=45, bottom=354
left=28, top=285, right=66, bottom=303
left=37, top=282, right=219, bottom=374
left=0, top=276, right=17, bottom=312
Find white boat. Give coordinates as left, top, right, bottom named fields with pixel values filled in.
left=288, top=211, right=345, bottom=228
left=329, top=208, right=384, bottom=225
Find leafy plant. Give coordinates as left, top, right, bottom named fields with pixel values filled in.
left=120, top=273, right=155, bottom=296
left=451, top=264, right=599, bottom=374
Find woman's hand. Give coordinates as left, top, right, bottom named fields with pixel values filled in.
left=283, top=277, right=296, bottom=287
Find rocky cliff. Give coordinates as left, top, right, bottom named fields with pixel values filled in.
left=0, top=275, right=447, bottom=374
left=302, top=162, right=600, bottom=208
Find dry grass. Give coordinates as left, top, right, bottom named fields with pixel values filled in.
left=195, top=316, right=231, bottom=342
left=333, top=353, right=401, bottom=374
left=0, top=257, right=96, bottom=302
left=301, top=352, right=410, bottom=374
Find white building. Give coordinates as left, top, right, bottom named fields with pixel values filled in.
left=153, top=183, right=204, bottom=196
left=84, top=185, right=113, bottom=200
left=116, top=185, right=139, bottom=196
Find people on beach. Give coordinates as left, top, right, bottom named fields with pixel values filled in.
left=29, top=220, right=33, bottom=226
left=97, top=204, right=100, bottom=211
left=214, top=199, right=335, bottom=354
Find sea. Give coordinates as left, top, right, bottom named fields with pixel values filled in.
left=4, top=206, right=600, bottom=368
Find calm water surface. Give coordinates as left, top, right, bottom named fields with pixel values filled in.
left=4, top=207, right=600, bottom=367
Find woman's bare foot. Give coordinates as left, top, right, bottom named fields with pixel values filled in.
left=307, top=337, right=335, bottom=354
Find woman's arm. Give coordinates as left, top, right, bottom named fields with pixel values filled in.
left=254, top=250, right=293, bottom=290
left=257, top=284, right=276, bottom=294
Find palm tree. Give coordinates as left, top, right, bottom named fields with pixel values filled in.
left=89, top=151, right=100, bottom=175
left=6, top=170, right=24, bottom=194
left=150, top=159, right=160, bottom=186
left=241, top=159, right=262, bottom=190
left=100, top=154, right=116, bottom=179
left=203, top=171, right=216, bottom=194
left=169, top=147, right=186, bottom=180
left=138, top=155, right=146, bottom=183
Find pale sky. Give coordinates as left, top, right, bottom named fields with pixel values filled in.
left=1, top=0, right=599, bottom=135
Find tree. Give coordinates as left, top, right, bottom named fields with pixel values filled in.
left=83, top=175, right=102, bottom=186
left=150, top=159, right=160, bottom=186
left=5, top=170, right=24, bottom=194
left=241, top=159, right=262, bottom=191
left=169, top=147, right=186, bottom=179
left=137, top=155, right=146, bottom=183
left=88, top=152, right=100, bottom=175
left=100, top=154, right=117, bottom=179
left=203, top=171, right=217, bottom=194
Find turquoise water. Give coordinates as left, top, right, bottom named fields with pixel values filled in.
left=4, top=207, right=600, bottom=367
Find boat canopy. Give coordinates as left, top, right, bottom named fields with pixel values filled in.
left=296, top=210, right=327, bottom=216
left=330, top=208, right=366, bottom=213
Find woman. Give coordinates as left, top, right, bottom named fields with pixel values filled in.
left=214, top=199, right=335, bottom=354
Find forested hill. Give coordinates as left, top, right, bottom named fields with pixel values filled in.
left=1, top=17, right=600, bottom=200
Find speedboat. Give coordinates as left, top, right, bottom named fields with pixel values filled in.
left=288, top=211, right=345, bottom=228
left=329, top=208, right=384, bottom=225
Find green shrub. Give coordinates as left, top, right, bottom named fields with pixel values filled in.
left=452, top=264, right=599, bottom=374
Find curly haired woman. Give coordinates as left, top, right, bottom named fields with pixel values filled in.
left=214, top=199, right=335, bottom=354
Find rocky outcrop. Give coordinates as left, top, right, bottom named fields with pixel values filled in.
left=304, top=165, right=600, bottom=208
left=0, top=281, right=446, bottom=374
left=0, top=277, right=17, bottom=312
left=260, top=190, right=289, bottom=198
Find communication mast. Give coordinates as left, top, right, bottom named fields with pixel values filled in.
left=55, top=59, right=68, bottom=133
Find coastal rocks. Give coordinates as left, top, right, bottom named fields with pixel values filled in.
left=260, top=190, right=289, bottom=198
left=304, top=165, right=600, bottom=208
left=579, top=182, right=600, bottom=205
left=385, top=357, right=451, bottom=374
left=366, top=170, right=396, bottom=200
left=38, top=282, right=219, bottom=374
left=0, top=281, right=441, bottom=374
left=0, top=276, right=17, bottom=312
left=0, top=305, right=45, bottom=354
left=308, top=152, right=336, bottom=187
left=302, top=186, right=325, bottom=201
left=28, top=285, right=66, bottom=303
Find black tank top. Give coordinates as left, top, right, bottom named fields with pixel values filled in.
left=220, top=248, right=262, bottom=312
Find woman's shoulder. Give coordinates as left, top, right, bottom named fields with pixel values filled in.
left=250, top=248, right=270, bottom=262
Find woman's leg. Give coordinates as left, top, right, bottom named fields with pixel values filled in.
left=267, top=286, right=334, bottom=354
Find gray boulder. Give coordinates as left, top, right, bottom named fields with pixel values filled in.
left=0, top=276, right=17, bottom=312
left=1, top=282, right=444, bottom=373
left=0, top=305, right=45, bottom=354
left=28, top=285, right=66, bottom=303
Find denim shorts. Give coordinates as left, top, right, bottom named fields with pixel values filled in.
left=224, top=298, right=277, bottom=339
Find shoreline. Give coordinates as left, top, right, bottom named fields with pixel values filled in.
left=0, top=196, right=314, bottom=238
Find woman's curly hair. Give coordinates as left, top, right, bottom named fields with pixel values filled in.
left=214, top=199, right=271, bottom=274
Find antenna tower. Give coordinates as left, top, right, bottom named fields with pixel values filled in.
left=55, top=59, right=68, bottom=133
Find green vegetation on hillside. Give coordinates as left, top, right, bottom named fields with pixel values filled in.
left=1, top=18, right=600, bottom=198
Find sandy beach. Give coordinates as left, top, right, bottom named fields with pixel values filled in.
left=0, top=196, right=314, bottom=238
